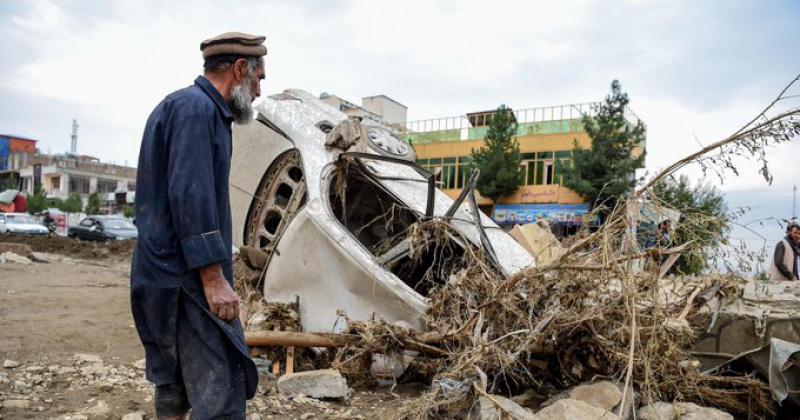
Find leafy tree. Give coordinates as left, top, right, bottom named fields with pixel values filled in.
left=60, top=193, right=83, bottom=213
left=562, top=80, right=646, bottom=217
left=653, top=175, right=728, bottom=275
left=27, top=185, right=48, bottom=214
left=85, top=192, right=101, bottom=215
left=471, top=105, right=523, bottom=203
left=123, top=202, right=135, bottom=219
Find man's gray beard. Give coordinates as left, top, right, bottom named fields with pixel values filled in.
left=229, top=79, right=254, bottom=124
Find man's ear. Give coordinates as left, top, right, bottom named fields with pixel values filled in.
left=233, top=58, right=249, bottom=82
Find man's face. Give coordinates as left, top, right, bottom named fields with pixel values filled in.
left=246, top=65, right=265, bottom=101
left=789, top=227, right=800, bottom=244
left=228, top=59, right=265, bottom=124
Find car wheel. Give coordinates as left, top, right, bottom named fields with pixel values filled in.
left=245, top=149, right=307, bottom=255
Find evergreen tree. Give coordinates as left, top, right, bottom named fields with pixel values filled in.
left=85, top=192, right=101, bottom=215
left=60, top=193, right=83, bottom=213
left=653, top=175, right=728, bottom=275
left=562, top=80, right=646, bottom=216
left=27, top=185, right=48, bottom=214
left=471, top=105, right=523, bottom=203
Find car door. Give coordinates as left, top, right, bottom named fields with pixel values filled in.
left=0, top=214, right=6, bottom=234
left=78, top=218, right=94, bottom=240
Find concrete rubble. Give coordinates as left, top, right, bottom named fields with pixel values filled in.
left=638, top=401, right=733, bottom=420
left=276, top=369, right=351, bottom=399
left=540, top=380, right=636, bottom=420
left=0, top=251, right=31, bottom=264
left=470, top=394, right=534, bottom=420
left=535, top=398, right=619, bottom=420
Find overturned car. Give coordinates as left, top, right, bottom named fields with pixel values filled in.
left=230, top=89, right=534, bottom=333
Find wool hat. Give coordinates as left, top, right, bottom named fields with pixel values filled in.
left=200, top=32, right=267, bottom=59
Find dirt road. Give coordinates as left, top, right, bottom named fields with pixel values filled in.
left=0, top=249, right=414, bottom=419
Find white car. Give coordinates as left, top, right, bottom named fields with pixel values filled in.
left=0, top=213, right=49, bottom=235
left=230, top=90, right=535, bottom=334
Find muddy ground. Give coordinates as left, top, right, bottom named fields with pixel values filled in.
left=0, top=237, right=417, bottom=419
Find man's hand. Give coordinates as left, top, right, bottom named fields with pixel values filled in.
left=198, top=264, right=240, bottom=322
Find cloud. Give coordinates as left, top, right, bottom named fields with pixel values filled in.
left=0, top=0, right=797, bottom=195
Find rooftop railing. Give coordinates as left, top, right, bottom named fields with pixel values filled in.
left=404, top=102, right=644, bottom=134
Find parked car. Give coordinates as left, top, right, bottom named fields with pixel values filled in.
left=67, top=216, right=138, bottom=241
left=0, top=212, right=49, bottom=235
left=229, top=89, right=535, bottom=334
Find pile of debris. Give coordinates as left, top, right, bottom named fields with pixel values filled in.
left=230, top=77, right=800, bottom=419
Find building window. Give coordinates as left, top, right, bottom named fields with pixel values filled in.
left=69, top=176, right=90, bottom=194
left=519, top=151, right=572, bottom=186
left=127, top=182, right=136, bottom=192
left=97, top=179, right=118, bottom=193
left=51, top=176, right=60, bottom=190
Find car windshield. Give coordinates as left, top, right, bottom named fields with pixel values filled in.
left=103, top=219, right=136, bottom=229
left=7, top=214, right=36, bottom=224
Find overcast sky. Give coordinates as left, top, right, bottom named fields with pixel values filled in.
left=1, top=0, right=798, bottom=259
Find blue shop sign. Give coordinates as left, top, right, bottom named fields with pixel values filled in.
left=493, top=203, right=590, bottom=226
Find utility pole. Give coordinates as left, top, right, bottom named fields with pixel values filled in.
left=70, top=119, right=78, bottom=155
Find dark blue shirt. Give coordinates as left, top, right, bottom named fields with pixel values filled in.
left=131, top=76, right=256, bottom=394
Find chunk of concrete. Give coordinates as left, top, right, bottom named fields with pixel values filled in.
left=276, top=369, right=350, bottom=399
left=638, top=401, right=733, bottom=420
left=122, top=411, right=145, bottom=420
left=568, top=381, right=622, bottom=411
left=3, top=399, right=31, bottom=409
left=541, top=380, right=635, bottom=419
left=3, top=359, right=20, bottom=368
left=536, top=398, right=619, bottom=420
left=0, top=252, right=30, bottom=264
left=470, top=394, right=535, bottom=420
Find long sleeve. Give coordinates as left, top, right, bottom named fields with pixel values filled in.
left=775, top=242, right=794, bottom=280
left=166, top=106, right=228, bottom=270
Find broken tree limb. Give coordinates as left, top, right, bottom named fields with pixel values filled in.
left=245, top=330, right=448, bottom=357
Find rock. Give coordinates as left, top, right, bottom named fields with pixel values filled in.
left=541, top=380, right=635, bottom=419
left=638, top=402, right=733, bottom=420
left=246, top=414, right=262, bottom=420
left=0, top=371, right=8, bottom=383
left=121, top=412, right=145, bottom=420
left=569, top=381, right=622, bottom=411
left=470, top=394, right=535, bottom=420
left=4, top=359, right=20, bottom=368
left=3, top=399, right=31, bottom=409
left=0, top=251, right=31, bottom=264
left=536, top=398, right=619, bottom=420
left=133, top=359, right=146, bottom=370
left=75, top=353, right=103, bottom=364
left=84, top=400, right=110, bottom=416
left=277, top=369, right=350, bottom=399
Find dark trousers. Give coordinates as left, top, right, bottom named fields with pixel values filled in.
left=155, top=293, right=248, bottom=419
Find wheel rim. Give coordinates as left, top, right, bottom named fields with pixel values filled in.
left=244, top=149, right=307, bottom=257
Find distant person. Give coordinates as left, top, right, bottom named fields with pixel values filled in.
left=770, top=222, right=800, bottom=281
left=131, top=32, right=266, bottom=419
left=646, top=219, right=673, bottom=250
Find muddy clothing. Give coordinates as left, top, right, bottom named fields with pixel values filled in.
left=131, top=76, right=257, bottom=415
left=771, top=238, right=799, bottom=281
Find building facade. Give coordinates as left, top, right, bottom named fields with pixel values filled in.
left=404, top=103, right=645, bottom=227
left=18, top=154, right=137, bottom=211
left=320, top=93, right=408, bottom=130
left=0, top=134, right=38, bottom=188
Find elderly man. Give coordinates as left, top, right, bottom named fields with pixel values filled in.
left=131, top=32, right=266, bottom=419
left=770, top=222, right=800, bottom=281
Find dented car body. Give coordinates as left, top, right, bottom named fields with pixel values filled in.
left=230, top=89, right=534, bottom=333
